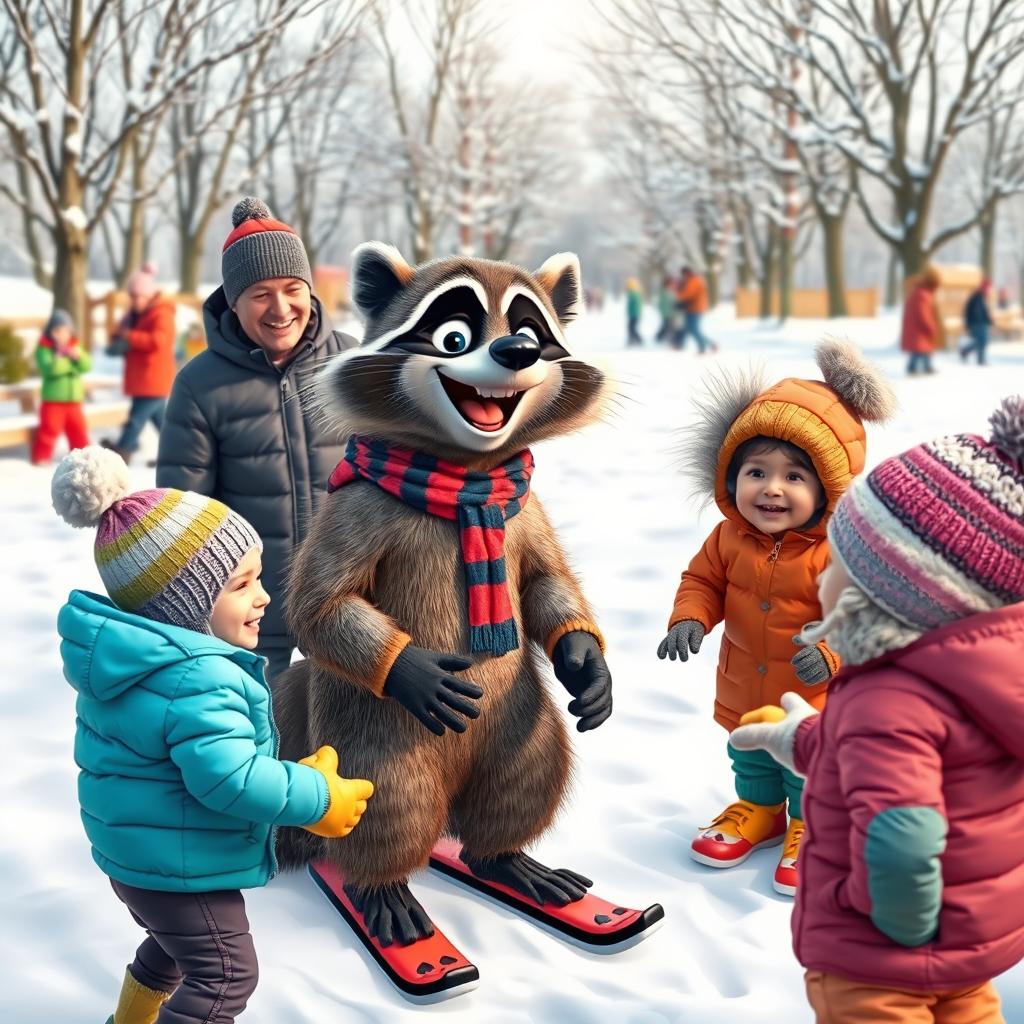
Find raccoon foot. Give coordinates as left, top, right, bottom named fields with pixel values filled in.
left=343, top=880, right=435, bottom=947
left=459, top=850, right=593, bottom=906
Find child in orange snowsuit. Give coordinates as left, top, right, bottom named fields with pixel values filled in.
left=658, top=340, right=894, bottom=895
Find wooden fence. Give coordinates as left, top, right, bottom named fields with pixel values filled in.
left=734, top=287, right=879, bottom=319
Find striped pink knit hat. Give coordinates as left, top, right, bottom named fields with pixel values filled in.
left=52, top=447, right=261, bottom=632
left=828, top=396, right=1024, bottom=631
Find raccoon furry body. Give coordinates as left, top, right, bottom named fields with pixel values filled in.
left=274, top=245, right=612, bottom=893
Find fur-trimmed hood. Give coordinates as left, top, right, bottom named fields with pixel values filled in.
left=679, top=339, right=896, bottom=537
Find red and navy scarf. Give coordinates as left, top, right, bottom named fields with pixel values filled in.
left=328, top=436, right=534, bottom=656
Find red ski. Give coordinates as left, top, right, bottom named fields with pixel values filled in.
left=428, top=839, right=665, bottom=952
left=308, top=861, right=479, bottom=1003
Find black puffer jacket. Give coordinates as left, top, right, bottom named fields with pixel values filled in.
left=156, top=287, right=357, bottom=647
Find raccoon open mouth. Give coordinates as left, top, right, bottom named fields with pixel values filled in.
left=437, top=371, right=527, bottom=432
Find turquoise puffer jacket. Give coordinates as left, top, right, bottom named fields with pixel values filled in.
left=59, top=590, right=328, bottom=893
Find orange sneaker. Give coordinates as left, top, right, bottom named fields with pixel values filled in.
left=690, top=800, right=787, bottom=868
left=773, top=816, right=804, bottom=895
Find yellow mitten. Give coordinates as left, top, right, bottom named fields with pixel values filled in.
left=110, top=968, right=172, bottom=1024
left=300, top=745, right=374, bottom=838
left=739, top=705, right=787, bottom=726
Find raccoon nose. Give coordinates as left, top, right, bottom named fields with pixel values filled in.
left=489, top=334, right=541, bottom=370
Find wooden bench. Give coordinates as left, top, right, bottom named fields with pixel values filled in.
left=0, top=373, right=122, bottom=413
left=942, top=311, right=1024, bottom=347
left=0, top=400, right=131, bottom=450
left=0, top=398, right=130, bottom=450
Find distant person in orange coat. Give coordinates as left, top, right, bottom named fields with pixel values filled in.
left=901, top=266, right=942, bottom=376
left=673, top=266, right=712, bottom=353
left=102, top=262, right=176, bottom=462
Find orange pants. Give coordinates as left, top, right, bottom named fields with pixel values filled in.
left=32, top=401, right=89, bottom=464
left=805, top=971, right=1004, bottom=1024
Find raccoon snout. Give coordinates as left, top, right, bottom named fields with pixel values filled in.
left=489, top=334, right=541, bottom=371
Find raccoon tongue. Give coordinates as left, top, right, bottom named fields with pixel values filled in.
left=458, top=396, right=505, bottom=431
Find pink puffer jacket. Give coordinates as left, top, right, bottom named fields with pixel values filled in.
left=792, top=601, right=1024, bottom=992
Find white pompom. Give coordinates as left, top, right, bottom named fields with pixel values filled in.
left=51, top=446, right=131, bottom=528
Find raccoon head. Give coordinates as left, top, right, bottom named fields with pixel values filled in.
left=317, top=243, right=610, bottom=467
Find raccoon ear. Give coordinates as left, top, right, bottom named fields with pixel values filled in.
left=534, top=252, right=582, bottom=325
left=351, top=242, right=415, bottom=321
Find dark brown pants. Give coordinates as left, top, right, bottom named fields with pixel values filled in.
left=111, top=880, right=258, bottom=1024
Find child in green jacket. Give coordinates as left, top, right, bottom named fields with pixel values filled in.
left=32, top=309, right=92, bottom=464
left=52, top=445, right=374, bottom=1024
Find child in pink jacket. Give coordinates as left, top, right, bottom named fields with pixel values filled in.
left=732, top=395, right=1024, bottom=1024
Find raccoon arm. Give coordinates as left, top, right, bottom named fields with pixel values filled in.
left=285, top=514, right=412, bottom=697
left=291, top=590, right=412, bottom=698
left=517, top=502, right=605, bottom=660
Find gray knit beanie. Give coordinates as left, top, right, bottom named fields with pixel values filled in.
left=221, top=196, right=313, bottom=307
left=45, top=308, right=75, bottom=335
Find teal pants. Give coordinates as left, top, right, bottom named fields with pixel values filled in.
left=727, top=741, right=804, bottom=819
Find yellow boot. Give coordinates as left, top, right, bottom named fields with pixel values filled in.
left=690, top=799, right=787, bottom=867
left=773, top=816, right=805, bottom=896
left=106, top=968, right=172, bottom=1024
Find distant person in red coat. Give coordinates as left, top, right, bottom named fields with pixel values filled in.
left=102, top=261, right=176, bottom=462
left=900, top=266, right=941, bottom=376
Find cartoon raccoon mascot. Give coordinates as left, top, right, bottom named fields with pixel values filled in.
left=274, top=245, right=622, bottom=949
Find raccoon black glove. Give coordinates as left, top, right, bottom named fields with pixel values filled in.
left=382, top=645, right=483, bottom=737
left=552, top=631, right=612, bottom=733
left=657, top=620, right=705, bottom=662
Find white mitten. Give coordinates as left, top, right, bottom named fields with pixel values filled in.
left=729, top=691, right=819, bottom=775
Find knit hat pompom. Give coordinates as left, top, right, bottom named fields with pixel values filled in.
left=232, top=196, right=273, bottom=227
left=139, top=260, right=157, bottom=276
left=989, top=395, right=1024, bottom=465
left=51, top=446, right=130, bottom=528
left=815, top=338, right=897, bottom=423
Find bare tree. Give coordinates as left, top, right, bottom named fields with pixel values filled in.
left=594, top=1, right=820, bottom=318
left=373, top=0, right=492, bottom=262
left=0, top=0, right=348, bottom=324
left=706, top=0, right=1024, bottom=280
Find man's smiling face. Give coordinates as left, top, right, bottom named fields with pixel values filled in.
left=233, top=277, right=312, bottom=363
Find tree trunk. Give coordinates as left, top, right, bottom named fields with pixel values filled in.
left=778, top=226, right=794, bottom=322
left=117, top=137, right=147, bottom=287
left=15, top=161, right=53, bottom=289
left=53, top=225, right=89, bottom=343
left=759, top=222, right=778, bottom=319
left=979, top=208, right=996, bottom=280
left=821, top=214, right=848, bottom=317
left=178, top=234, right=205, bottom=296
left=884, top=246, right=900, bottom=307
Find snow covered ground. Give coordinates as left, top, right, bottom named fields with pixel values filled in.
left=1, top=292, right=1022, bottom=1023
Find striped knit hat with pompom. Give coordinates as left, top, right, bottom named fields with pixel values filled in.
left=828, top=396, right=1024, bottom=632
left=52, top=447, right=261, bottom=632
left=221, top=196, right=312, bottom=306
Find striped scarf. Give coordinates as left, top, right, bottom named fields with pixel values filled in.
left=328, top=437, right=534, bottom=656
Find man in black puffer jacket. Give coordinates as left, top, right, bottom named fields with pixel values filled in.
left=157, top=197, right=357, bottom=680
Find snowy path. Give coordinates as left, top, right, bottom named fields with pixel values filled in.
left=2, top=300, right=1022, bottom=1023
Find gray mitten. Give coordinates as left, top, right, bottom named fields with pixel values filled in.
left=790, top=635, right=833, bottom=685
left=657, top=620, right=705, bottom=662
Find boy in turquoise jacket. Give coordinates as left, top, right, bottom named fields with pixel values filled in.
left=52, top=446, right=374, bottom=1024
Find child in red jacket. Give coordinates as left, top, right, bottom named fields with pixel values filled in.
left=102, top=261, right=176, bottom=462
left=733, top=395, right=1024, bottom=1023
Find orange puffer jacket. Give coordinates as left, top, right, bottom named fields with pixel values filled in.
left=669, top=376, right=869, bottom=732
left=122, top=295, right=177, bottom=398
left=676, top=275, right=709, bottom=314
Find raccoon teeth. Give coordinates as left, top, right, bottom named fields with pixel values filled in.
left=474, top=387, right=518, bottom=399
